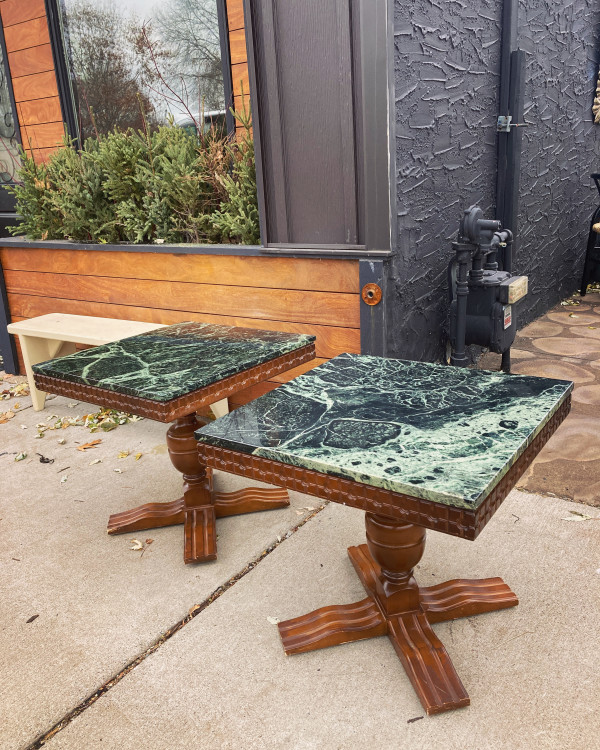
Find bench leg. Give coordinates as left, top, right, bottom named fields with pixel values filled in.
left=19, top=335, right=76, bottom=411
left=209, top=398, right=229, bottom=419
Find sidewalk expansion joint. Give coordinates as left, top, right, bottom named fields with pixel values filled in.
left=26, top=503, right=327, bottom=750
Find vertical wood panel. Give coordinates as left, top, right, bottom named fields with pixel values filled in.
left=0, top=2, right=63, bottom=162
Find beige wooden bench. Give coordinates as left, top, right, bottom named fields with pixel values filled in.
left=6, top=313, right=229, bottom=417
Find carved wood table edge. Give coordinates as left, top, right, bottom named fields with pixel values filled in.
left=33, top=337, right=316, bottom=565
left=196, top=394, right=571, bottom=715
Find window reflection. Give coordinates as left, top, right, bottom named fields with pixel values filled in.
left=0, top=44, right=21, bottom=184
left=59, top=0, right=225, bottom=141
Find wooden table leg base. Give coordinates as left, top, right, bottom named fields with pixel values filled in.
left=184, top=505, right=217, bottom=563
left=107, top=497, right=185, bottom=535
left=107, top=414, right=290, bottom=564
left=278, top=515, right=518, bottom=716
left=214, top=486, right=289, bottom=517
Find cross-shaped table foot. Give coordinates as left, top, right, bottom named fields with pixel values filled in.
left=107, top=414, right=289, bottom=564
left=278, top=513, right=518, bottom=715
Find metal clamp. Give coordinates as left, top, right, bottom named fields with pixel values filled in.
left=497, top=115, right=529, bottom=133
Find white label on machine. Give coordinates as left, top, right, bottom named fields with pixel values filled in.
left=507, top=276, right=528, bottom=303
left=503, top=305, right=512, bottom=329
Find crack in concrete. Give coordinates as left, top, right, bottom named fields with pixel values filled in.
left=25, top=503, right=327, bottom=750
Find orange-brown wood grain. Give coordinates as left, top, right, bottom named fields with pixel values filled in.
left=20, top=120, right=65, bottom=149
left=6, top=294, right=360, bottom=359
left=4, top=270, right=360, bottom=328
left=229, top=28, right=247, bottom=65
left=0, top=248, right=360, bottom=293
left=7, top=43, right=54, bottom=78
left=0, top=0, right=46, bottom=28
left=12, top=70, right=59, bottom=102
left=16, top=96, right=62, bottom=126
left=231, top=63, right=249, bottom=100
left=24, top=146, right=58, bottom=164
left=3, top=16, right=50, bottom=52
left=226, top=0, right=245, bottom=32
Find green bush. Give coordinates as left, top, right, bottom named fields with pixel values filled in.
left=5, top=115, right=260, bottom=245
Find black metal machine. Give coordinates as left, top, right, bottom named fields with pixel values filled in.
left=448, top=205, right=528, bottom=372
left=580, top=174, right=600, bottom=296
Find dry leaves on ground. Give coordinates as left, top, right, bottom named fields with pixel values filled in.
left=77, top=439, right=102, bottom=452
left=0, top=382, right=29, bottom=400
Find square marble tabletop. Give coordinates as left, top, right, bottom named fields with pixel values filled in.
left=31, top=321, right=316, bottom=565
left=196, top=353, right=573, bottom=716
left=32, top=322, right=316, bottom=403
left=196, top=352, right=573, bottom=511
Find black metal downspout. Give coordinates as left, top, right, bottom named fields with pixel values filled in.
left=216, top=0, right=236, bottom=137
left=496, top=0, right=524, bottom=372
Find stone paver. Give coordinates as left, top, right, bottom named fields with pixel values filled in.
left=46, top=495, right=600, bottom=750
left=480, top=290, right=600, bottom=506
left=0, top=392, right=322, bottom=750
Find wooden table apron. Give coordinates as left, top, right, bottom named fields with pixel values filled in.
left=197, top=396, right=571, bottom=715
left=34, top=343, right=315, bottom=565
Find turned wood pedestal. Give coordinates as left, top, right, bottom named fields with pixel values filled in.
left=107, top=414, right=289, bottom=564
left=278, top=513, right=518, bottom=715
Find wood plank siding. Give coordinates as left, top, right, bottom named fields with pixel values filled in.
left=1, top=247, right=361, bottom=405
left=225, top=0, right=250, bottom=118
left=0, top=0, right=63, bottom=163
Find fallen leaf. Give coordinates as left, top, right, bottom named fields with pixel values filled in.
left=130, top=539, right=144, bottom=551
left=145, top=538, right=154, bottom=545
left=57, top=438, right=66, bottom=445
left=89, top=458, right=102, bottom=465
left=60, top=475, right=68, bottom=483
left=135, top=452, right=143, bottom=461
left=20, top=425, right=27, bottom=429
left=36, top=453, right=54, bottom=464
left=266, top=616, right=280, bottom=625
left=14, top=453, right=27, bottom=462
left=589, top=326, right=597, bottom=330
left=117, top=451, right=130, bottom=459
left=561, top=510, right=600, bottom=522
left=113, top=468, right=123, bottom=474
left=13, top=402, right=20, bottom=410
left=0, top=411, right=15, bottom=424
left=569, top=313, right=578, bottom=318
left=77, top=439, right=102, bottom=452
left=67, top=402, right=78, bottom=408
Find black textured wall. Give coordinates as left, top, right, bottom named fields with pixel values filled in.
left=390, top=0, right=600, bottom=361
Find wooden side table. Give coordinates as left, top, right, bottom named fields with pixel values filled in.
left=196, top=353, right=572, bottom=714
left=33, top=322, right=315, bottom=564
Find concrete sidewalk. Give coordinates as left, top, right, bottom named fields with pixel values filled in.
left=1, top=334, right=599, bottom=749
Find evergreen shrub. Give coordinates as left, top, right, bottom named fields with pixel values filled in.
left=6, top=114, right=259, bottom=245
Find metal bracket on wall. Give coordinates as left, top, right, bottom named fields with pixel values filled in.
left=497, top=115, right=528, bottom=133
left=359, top=259, right=387, bottom=357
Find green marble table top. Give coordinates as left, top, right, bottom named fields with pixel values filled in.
left=196, top=353, right=572, bottom=510
left=32, top=322, right=315, bottom=402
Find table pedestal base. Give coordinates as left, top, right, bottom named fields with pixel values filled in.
left=278, top=513, right=518, bottom=715
left=107, top=414, right=289, bottom=564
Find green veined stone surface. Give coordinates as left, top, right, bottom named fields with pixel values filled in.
left=32, top=322, right=315, bottom=402
left=196, top=353, right=572, bottom=509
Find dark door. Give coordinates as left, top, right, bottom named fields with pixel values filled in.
left=245, top=0, right=394, bottom=253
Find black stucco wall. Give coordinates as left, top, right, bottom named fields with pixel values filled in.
left=390, top=0, right=600, bottom=361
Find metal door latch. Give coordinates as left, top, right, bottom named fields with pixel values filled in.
left=497, top=115, right=528, bottom=132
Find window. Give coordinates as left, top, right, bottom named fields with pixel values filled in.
left=58, top=0, right=226, bottom=141
left=0, top=42, right=21, bottom=193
